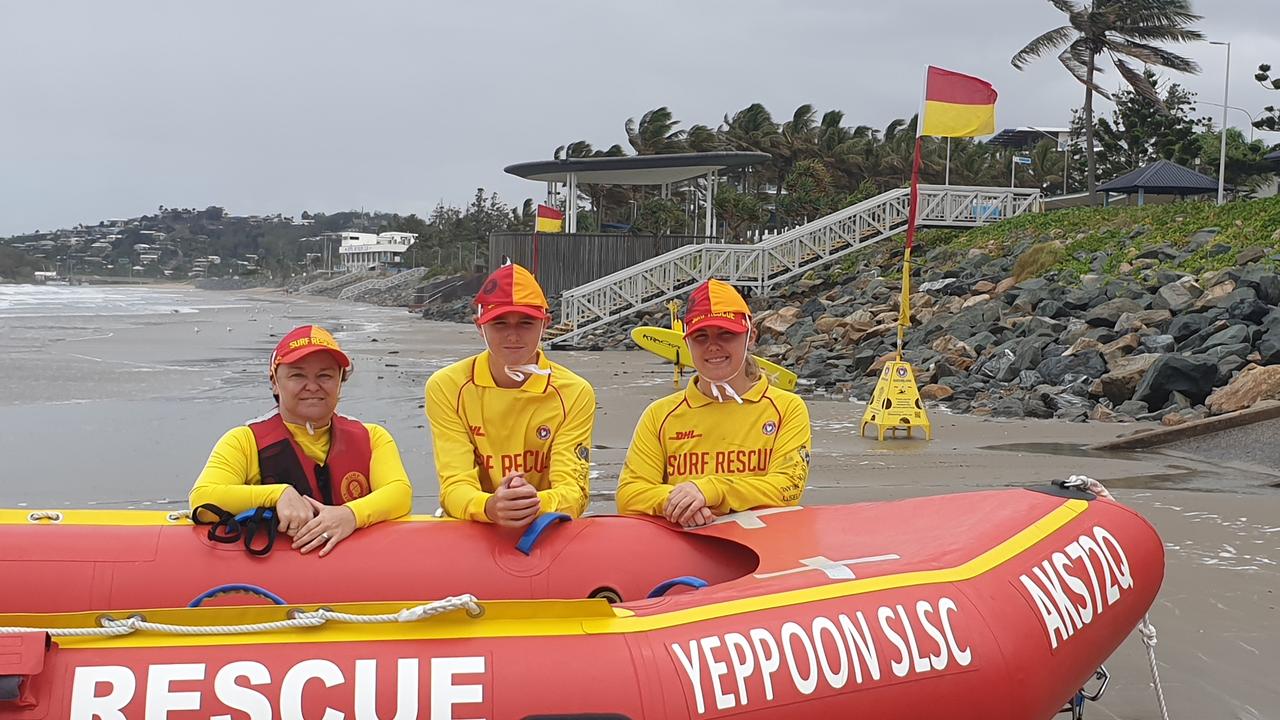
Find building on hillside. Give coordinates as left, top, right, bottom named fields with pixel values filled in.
left=334, top=231, right=418, bottom=271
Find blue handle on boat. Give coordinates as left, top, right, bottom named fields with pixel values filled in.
left=188, top=583, right=288, bottom=608
left=235, top=508, right=275, bottom=524
left=647, top=576, right=709, bottom=599
left=515, top=512, right=571, bottom=556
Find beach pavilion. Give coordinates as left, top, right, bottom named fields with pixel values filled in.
left=496, top=151, right=770, bottom=295
left=1096, top=159, right=1225, bottom=206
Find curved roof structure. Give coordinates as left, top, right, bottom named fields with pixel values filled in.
left=505, top=151, right=771, bottom=186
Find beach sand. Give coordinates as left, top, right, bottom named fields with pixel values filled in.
left=1, top=286, right=1276, bottom=719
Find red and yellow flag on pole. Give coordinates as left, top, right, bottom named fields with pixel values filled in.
left=898, top=67, right=998, bottom=354
left=534, top=204, right=565, bottom=233
left=920, top=66, right=998, bottom=138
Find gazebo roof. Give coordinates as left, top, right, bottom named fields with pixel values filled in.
left=1097, top=159, right=1221, bottom=195
left=504, top=151, right=771, bottom=186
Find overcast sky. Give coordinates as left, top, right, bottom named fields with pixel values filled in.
left=2, top=0, right=1277, bottom=236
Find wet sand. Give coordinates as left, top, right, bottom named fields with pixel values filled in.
left=1, top=287, right=1277, bottom=719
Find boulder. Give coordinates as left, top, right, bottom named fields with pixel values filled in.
left=1167, top=313, right=1213, bottom=341
left=1206, top=364, right=1280, bottom=415
left=1085, top=298, right=1143, bottom=327
left=1116, top=399, right=1150, bottom=417
left=972, top=280, right=996, bottom=294
left=1154, top=277, right=1201, bottom=312
left=919, top=384, right=955, bottom=401
left=1099, top=353, right=1161, bottom=404
left=1200, top=324, right=1252, bottom=351
left=961, top=294, right=991, bottom=309
left=1037, top=349, right=1107, bottom=385
left=1139, top=334, right=1176, bottom=354
left=1195, top=281, right=1239, bottom=309
left=1115, top=309, right=1172, bottom=333
left=1237, top=246, right=1266, bottom=265
left=762, top=306, right=802, bottom=335
left=1227, top=297, right=1270, bottom=324
left=1064, top=337, right=1104, bottom=356
left=992, top=397, right=1026, bottom=419
left=1132, top=355, right=1219, bottom=408
left=1101, top=333, right=1140, bottom=366
left=814, top=316, right=843, bottom=334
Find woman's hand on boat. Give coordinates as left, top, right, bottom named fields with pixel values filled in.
left=485, top=474, right=542, bottom=528
left=275, top=486, right=317, bottom=536
left=291, top=497, right=357, bottom=557
left=665, top=482, right=713, bottom=527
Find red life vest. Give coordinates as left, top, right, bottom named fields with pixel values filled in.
left=247, top=411, right=372, bottom=505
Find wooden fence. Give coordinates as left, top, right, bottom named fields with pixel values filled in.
left=487, top=233, right=713, bottom=296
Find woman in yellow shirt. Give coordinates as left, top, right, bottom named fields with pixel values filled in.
left=425, top=263, right=595, bottom=527
left=617, top=280, right=811, bottom=527
left=189, top=325, right=412, bottom=556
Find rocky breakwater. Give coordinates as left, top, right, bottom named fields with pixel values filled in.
left=749, top=245, right=1280, bottom=424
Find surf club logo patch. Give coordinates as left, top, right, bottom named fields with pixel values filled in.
left=340, top=471, right=369, bottom=502
left=896, top=365, right=909, bottom=378
left=575, top=444, right=590, bottom=461
left=536, top=425, right=552, bottom=441
left=762, top=420, right=777, bottom=436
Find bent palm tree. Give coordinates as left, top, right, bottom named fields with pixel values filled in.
left=1011, top=0, right=1203, bottom=197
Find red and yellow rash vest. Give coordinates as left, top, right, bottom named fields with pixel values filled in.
left=425, top=350, right=595, bottom=522
left=189, top=413, right=412, bottom=528
left=617, top=375, right=810, bottom=516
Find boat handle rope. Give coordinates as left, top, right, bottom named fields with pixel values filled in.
left=0, top=594, right=483, bottom=638
left=187, top=584, right=288, bottom=608
left=1138, top=614, right=1171, bottom=720
left=515, top=512, right=571, bottom=556
left=25, top=511, right=62, bottom=523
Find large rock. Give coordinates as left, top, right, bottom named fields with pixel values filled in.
left=1258, top=329, right=1280, bottom=365
left=1167, top=313, right=1213, bottom=341
left=1206, top=364, right=1280, bottom=415
left=1154, top=277, right=1202, bottom=312
left=762, top=306, right=802, bottom=335
left=1036, top=349, right=1107, bottom=385
left=1085, top=298, right=1143, bottom=327
left=1200, top=324, right=1252, bottom=351
left=1099, top=353, right=1162, bottom=404
left=1115, top=309, right=1172, bottom=333
left=1227, top=296, right=1271, bottom=324
left=1101, top=333, right=1140, bottom=366
left=919, top=384, right=955, bottom=401
left=1139, top=334, right=1176, bottom=354
left=1235, top=266, right=1280, bottom=306
left=1132, top=355, right=1219, bottom=408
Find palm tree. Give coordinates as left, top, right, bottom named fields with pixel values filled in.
left=624, top=107, right=687, bottom=155
left=1011, top=0, right=1203, bottom=197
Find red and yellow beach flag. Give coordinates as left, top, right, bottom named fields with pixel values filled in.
left=919, top=66, right=998, bottom=138
left=534, top=204, right=565, bottom=233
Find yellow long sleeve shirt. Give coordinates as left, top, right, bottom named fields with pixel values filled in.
left=189, top=420, right=413, bottom=528
left=425, top=350, right=595, bottom=522
left=617, top=376, right=810, bottom=516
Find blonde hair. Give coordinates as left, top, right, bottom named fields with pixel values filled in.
left=743, top=355, right=763, bottom=383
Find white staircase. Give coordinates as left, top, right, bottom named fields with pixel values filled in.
left=546, top=184, right=1040, bottom=346
left=338, top=267, right=429, bottom=301
left=298, top=270, right=376, bottom=295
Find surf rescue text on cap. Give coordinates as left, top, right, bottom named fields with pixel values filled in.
left=475, top=264, right=551, bottom=324
left=683, top=279, right=751, bottom=336
left=270, top=325, right=351, bottom=374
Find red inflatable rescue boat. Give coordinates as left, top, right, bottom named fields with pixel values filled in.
left=0, top=486, right=1163, bottom=719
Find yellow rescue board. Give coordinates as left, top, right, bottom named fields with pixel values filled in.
left=629, top=326, right=799, bottom=392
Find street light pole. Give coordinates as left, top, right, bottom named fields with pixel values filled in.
left=1210, top=40, right=1231, bottom=205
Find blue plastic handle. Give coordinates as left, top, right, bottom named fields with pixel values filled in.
left=188, top=583, right=287, bottom=608
left=235, top=507, right=275, bottom=524
left=647, top=575, right=709, bottom=599
left=515, top=512, right=571, bottom=556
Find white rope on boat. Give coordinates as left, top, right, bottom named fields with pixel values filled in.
left=1138, top=614, right=1172, bottom=720
left=166, top=510, right=192, bottom=522
left=26, top=511, right=63, bottom=523
left=0, top=594, right=482, bottom=638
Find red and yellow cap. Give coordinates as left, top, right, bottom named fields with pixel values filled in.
left=270, top=325, right=351, bottom=375
left=684, top=279, right=751, bottom=336
left=475, top=263, right=550, bottom=324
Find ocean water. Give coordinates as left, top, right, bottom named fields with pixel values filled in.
left=0, top=283, right=247, bottom=317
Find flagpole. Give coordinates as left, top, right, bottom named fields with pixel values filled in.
left=898, top=66, right=930, bottom=362
left=945, top=138, right=951, bottom=185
